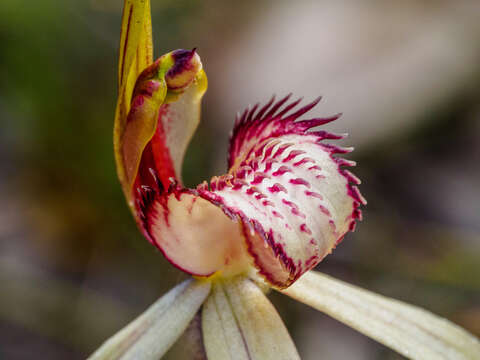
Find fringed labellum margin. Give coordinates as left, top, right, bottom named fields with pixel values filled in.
left=123, top=68, right=365, bottom=288
left=114, top=0, right=364, bottom=291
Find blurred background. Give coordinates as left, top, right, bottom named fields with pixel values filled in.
left=1, top=0, right=479, bottom=358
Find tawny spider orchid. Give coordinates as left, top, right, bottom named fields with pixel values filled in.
left=89, top=1, right=480, bottom=359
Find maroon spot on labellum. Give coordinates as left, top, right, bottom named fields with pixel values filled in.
left=282, top=199, right=297, bottom=209
left=262, top=200, right=274, bottom=207
left=252, top=172, right=269, bottom=185
left=319, top=205, right=331, bottom=216
left=255, top=193, right=267, bottom=200
left=232, top=178, right=248, bottom=190
left=305, top=190, right=323, bottom=200
left=289, top=178, right=311, bottom=188
left=263, top=158, right=276, bottom=173
left=316, top=174, right=326, bottom=179
left=299, top=223, right=312, bottom=235
left=282, top=199, right=306, bottom=218
left=273, top=143, right=292, bottom=158
left=246, top=187, right=260, bottom=195
left=308, top=165, right=322, bottom=171
left=272, top=210, right=284, bottom=219
left=309, top=238, right=317, bottom=245
left=235, top=166, right=252, bottom=179
left=293, top=157, right=314, bottom=167
left=282, top=150, right=306, bottom=163
left=272, top=166, right=292, bottom=176
left=268, top=183, right=287, bottom=193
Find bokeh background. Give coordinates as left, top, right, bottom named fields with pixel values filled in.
left=1, top=0, right=479, bottom=359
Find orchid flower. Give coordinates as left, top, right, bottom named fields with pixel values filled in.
left=89, top=1, right=480, bottom=359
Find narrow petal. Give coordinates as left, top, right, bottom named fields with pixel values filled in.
left=88, top=279, right=211, bottom=360
left=202, top=281, right=251, bottom=360
left=202, top=277, right=300, bottom=360
left=280, top=271, right=480, bottom=360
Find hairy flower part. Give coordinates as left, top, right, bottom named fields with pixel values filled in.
left=135, top=92, right=365, bottom=288
left=113, top=0, right=366, bottom=288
